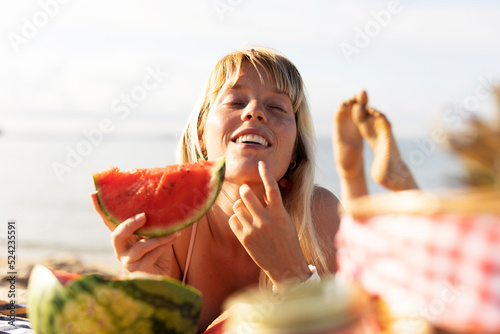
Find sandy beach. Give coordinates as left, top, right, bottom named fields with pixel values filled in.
left=1, top=256, right=125, bottom=304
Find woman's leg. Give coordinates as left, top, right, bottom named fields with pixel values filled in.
left=333, top=91, right=418, bottom=202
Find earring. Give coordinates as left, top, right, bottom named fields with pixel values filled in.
left=289, top=161, right=297, bottom=170
left=279, top=178, right=294, bottom=190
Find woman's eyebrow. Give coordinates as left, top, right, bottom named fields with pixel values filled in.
left=229, top=84, right=247, bottom=91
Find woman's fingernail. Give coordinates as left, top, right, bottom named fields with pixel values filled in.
left=240, top=184, right=250, bottom=195
left=135, top=212, right=146, bottom=221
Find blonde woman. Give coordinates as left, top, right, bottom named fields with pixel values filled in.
left=93, top=47, right=340, bottom=331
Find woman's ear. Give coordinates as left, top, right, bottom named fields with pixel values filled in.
left=291, top=135, right=299, bottom=166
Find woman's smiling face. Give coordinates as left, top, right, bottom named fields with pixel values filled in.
left=204, top=61, right=297, bottom=185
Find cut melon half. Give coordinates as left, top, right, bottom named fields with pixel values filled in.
left=93, top=157, right=225, bottom=236
left=27, top=265, right=202, bottom=334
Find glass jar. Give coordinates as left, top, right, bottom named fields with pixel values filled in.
left=223, top=278, right=375, bottom=334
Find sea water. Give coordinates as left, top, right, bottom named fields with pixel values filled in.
left=0, top=132, right=464, bottom=265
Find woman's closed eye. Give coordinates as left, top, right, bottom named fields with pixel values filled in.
left=224, top=99, right=246, bottom=108
left=267, top=103, right=292, bottom=114
left=266, top=97, right=291, bottom=114
left=269, top=105, right=285, bottom=112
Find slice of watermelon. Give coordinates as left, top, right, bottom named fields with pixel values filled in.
left=93, top=157, right=225, bottom=236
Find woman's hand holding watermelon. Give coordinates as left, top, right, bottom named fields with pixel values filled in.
left=229, top=161, right=312, bottom=291
left=91, top=193, right=179, bottom=276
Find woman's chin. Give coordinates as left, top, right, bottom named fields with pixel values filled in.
left=224, top=158, right=261, bottom=184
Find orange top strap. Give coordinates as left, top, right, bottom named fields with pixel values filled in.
left=182, top=222, right=198, bottom=285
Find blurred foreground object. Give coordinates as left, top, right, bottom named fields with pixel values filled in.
left=337, top=190, right=500, bottom=333
left=28, top=265, right=202, bottom=334
left=216, top=277, right=432, bottom=334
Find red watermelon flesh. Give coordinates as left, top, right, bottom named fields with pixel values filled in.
left=51, top=270, right=82, bottom=286
left=93, top=157, right=225, bottom=236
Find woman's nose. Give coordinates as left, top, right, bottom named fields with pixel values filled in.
left=241, top=101, right=266, bottom=122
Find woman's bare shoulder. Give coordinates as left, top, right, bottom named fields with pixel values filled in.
left=312, top=186, right=342, bottom=218
left=312, top=186, right=342, bottom=273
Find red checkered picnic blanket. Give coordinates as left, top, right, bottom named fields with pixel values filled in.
left=335, top=213, right=500, bottom=333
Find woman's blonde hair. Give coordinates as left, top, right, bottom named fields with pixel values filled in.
left=176, top=47, right=331, bottom=282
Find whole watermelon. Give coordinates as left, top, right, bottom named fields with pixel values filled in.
left=27, top=265, right=202, bottom=334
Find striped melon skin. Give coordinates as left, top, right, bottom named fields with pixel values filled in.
left=28, top=265, right=202, bottom=334
left=93, top=157, right=225, bottom=237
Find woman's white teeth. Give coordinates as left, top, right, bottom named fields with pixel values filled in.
left=236, top=134, right=269, bottom=146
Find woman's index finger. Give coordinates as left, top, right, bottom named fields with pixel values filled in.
left=258, top=161, right=282, bottom=206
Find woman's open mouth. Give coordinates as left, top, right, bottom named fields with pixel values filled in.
left=234, top=134, right=270, bottom=147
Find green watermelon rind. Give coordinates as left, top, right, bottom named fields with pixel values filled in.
left=27, top=265, right=70, bottom=334
left=93, top=157, right=225, bottom=237
left=27, top=265, right=202, bottom=334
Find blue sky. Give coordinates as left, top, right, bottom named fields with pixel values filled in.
left=1, top=0, right=499, bottom=138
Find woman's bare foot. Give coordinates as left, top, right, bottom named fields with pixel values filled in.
left=352, top=97, right=418, bottom=191
left=332, top=91, right=369, bottom=201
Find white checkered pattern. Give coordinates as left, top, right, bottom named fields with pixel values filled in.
left=336, top=213, right=500, bottom=333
